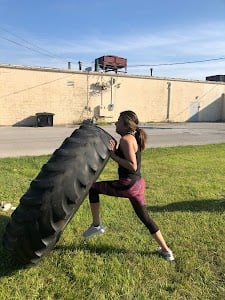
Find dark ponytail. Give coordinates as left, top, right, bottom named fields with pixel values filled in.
left=135, top=127, right=147, bottom=151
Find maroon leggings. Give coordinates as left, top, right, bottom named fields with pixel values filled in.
left=89, top=178, right=159, bottom=234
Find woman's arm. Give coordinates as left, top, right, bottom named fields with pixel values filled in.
left=109, top=135, right=138, bottom=172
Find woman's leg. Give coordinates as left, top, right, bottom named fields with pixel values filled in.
left=89, top=186, right=101, bottom=226
left=88, top=179, right=136, bottom=226
left=129, top=199, right=171, bottom=252
left=90, top=202, right=100, bottom=226
left=82, top=186, right=105, bottom=238
left=152, top=230, right=170, bottom=252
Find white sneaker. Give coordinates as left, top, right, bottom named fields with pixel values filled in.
left=157, top=247, right=174, bottom=261
left=83, top=224, right=105, bottom=238
left=1, top=202, right=12, bottom=211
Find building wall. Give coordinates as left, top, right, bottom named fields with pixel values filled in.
left=0, top=64, right=225, bottom=126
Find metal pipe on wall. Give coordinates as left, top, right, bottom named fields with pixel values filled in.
left=166, top=82, right=171, bottom=121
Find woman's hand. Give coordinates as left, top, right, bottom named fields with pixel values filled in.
left=108, top=139, right=116, bottom=152
left=108, top=139, right=117, bottom=160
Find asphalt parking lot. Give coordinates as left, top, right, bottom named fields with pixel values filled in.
left=0, top=122, right=225, bottom=158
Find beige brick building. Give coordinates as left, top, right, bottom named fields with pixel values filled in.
left=0, top=64, right=225, bottom=126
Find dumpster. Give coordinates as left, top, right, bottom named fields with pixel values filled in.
left=36, top=112, right=54, bottom=127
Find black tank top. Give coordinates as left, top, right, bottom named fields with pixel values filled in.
left=116, top=143, right=141, bottom=181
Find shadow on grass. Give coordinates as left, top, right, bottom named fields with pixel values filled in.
left=148, top=198, right=225, bottom=213
left=55, top=242, right=155, bottom=257
left=0, top=214, right=28, bottom=277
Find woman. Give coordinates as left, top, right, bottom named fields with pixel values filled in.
left=83, top=111, right=174, bottom=261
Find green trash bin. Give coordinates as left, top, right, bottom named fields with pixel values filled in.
left=36, top=112, right=55, bottom=127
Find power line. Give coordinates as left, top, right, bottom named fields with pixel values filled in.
left=0, top=27, right=59, bottom=58
left=1, top=27, right=224, bottom=70
left=0, top=27, right=79, bottom=66
left=129, top=56, right=225, bottom=67
left=0, top=35, right=60, bottom=59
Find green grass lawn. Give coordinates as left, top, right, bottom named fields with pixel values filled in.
left=0, top=144, right=225, bottom=300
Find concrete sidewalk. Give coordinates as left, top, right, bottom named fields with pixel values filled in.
left=0, top=123, right=225, bottom=158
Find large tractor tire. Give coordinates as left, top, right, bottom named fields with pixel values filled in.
left=2, top=121, right=116, bottom=265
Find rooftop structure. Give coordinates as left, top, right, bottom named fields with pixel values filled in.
left=94, top=55, right=127, bottom=73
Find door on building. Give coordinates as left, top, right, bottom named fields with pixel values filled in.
left=189, top=101, right=199, bottom=122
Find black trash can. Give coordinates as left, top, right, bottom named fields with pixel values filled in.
left=36, top=112, right=55, bottom=127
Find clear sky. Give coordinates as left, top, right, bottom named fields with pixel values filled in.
left=0, top=0, right=225, bottom=80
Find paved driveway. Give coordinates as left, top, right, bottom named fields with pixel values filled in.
left=0, top=123, right=225, bottom=158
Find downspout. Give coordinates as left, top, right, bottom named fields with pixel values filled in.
left=166, top=82, right=171, bottom=121
left=100, top=75, right=103, bottom=106
left=86, top=72, right=89, bottom=108
left=110, top=77, right=113, bottom=108
left=108, top=77, right=115, bottom=111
